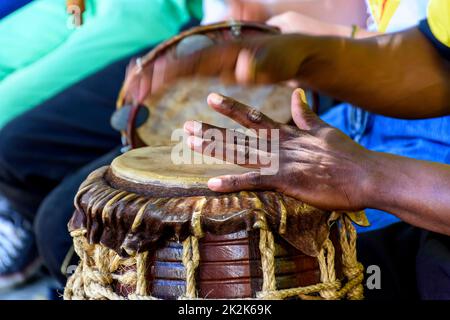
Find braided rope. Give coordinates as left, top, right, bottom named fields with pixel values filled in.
left=317, top=239, right=339, bottom=299
left=339, top=215, right=365, bottom=300
left=278, top=198, right=287, bottom=235
left=191, top=197, right=206, bottom=238
left=136, top=252, right=149, bottom=296
left=259, top=228, right=277, bottom=293
left=182, top=236, right=200, bottom=299
left=65, top=210, right=365, bottom=300
left=257, top=280, right=341, bottom=300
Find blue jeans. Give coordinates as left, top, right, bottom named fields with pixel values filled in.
left=322, top=103, right=450, bottom=232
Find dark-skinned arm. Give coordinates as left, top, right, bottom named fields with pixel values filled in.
left=184, top=89, right=450, bottom=236
left=366, top=151, right=450, bottom=235
left=125, top=27, right=449, bottom=119
left=298, top=27, right=450, bottom=119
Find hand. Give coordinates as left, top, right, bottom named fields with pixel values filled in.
left=122, top=34, right=315, bottom=105
left=184, top=89, right=375, bottom=211
left=228, top=0, right=271, bottom=22
left=267, top=11, right=351, bottom=37
left=158, top=34, right=314, bottom=93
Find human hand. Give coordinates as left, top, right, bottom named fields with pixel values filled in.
left=184, top=89, right=375, bottom=211
left=227, top=0, right=271, bottom=22
left=267, top=11, right=351, bottom=37
left=122, top=33, right=316, bottom=105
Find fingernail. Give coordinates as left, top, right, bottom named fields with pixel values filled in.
left=298, top=89, right=308, bottom=105
left=184, top=121, right=194, bottom=132
left=208, top=93, right=223, bottom=105
left=208, top=178, right=223, bottom=189
left=185, top=120, right=203, bottom=135
left=187, top=135, right=203, bottom=147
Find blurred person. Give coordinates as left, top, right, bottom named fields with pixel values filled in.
left=0, top=0, right=202, bottom=128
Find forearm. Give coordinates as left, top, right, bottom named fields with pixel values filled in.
left=364, top=151, right=450, bottom=235
left=297, top=28, right=450, bottom=118
left=267, top=0, right=368, bottom=27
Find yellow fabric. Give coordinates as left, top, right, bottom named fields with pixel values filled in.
left=427, top=0, right=450, bottom=48
left=366, top=0, right=401, bottom=32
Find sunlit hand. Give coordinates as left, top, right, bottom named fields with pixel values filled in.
left=227, top=0, right=271, bottom=22
left=267, top=11, right=351, bottom=37
left=184, top=89, right=375, bottom=211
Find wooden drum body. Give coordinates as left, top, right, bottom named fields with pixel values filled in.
left=65, top=147, right=367, bottom=300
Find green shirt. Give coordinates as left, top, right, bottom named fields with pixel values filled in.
left=0, top=0, right=203, bottom=127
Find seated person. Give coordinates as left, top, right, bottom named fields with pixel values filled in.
left=227, top=0, right=438, bottom=232
left=0, top=0, right=202, bottom=127
left=138, top=0, right=450, bottom=299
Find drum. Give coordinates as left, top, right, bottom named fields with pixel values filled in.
left=114, top=22, right=295, bottom=149
left=65, top=146, right=367, bottom=300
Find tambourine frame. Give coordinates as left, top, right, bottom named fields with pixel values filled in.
left=116, top=21, right=281, bottom=149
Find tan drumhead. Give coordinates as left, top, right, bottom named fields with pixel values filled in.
left=110, top=146, right=254, bottom=190
left=138, top=77, right=292, bottom=145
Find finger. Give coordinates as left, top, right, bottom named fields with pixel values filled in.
left=207, top=93, right=280, bottom=132
left=124, top=63, right=154, bottom=106
left=122, top=59, right=139, bottom=104
left=291, top=88, right=325, bottom=131
left=208, top=172, right=272, bottom=193
left=266, top=12, right=295, bottom=34
left=163, top=43, right=242, bottom=87
left=149, top=56, right=167, bottom=97
left=184, top=120, right=276, bottom=154
left=266, top=14, right=286, bottom=30
left=184, top=120, right=251, bottom=141
left=186, top=135, right=266, bottom=168
left=235, top=49, right=256, bottom=85
left=228, top=0, right=244, bottom=20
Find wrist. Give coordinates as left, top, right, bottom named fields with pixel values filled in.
left=359, top=150, right=395, bottom=210
left=294, top=35, right=347, bottom=94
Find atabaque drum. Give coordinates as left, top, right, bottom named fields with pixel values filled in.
left=65, top=146, right=367, bottom=300
left=114, top=22, right=294, bottom=149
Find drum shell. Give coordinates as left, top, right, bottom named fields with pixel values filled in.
left=115, top=227, right=342, bottom=299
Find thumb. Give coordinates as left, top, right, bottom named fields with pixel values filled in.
left=266, top=13, right=290, bottom=33
left=291, top=88, right=323, bottom=131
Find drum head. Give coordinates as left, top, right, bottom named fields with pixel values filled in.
left=110, top=146, right=254, bottom=194
left=137, top=78, right=292, bottom=146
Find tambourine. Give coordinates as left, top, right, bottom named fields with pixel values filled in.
left=113, top=22, right=295, bottom=149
